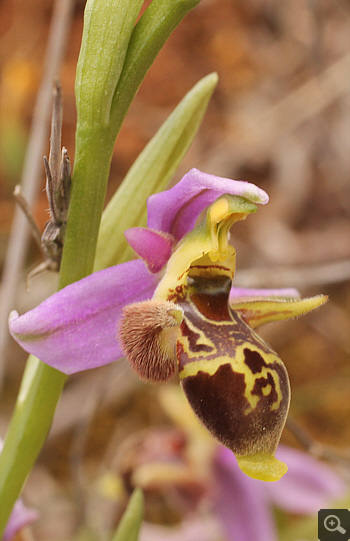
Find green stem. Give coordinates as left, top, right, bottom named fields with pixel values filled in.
left=0, top=358, right=66, bottom=533
left=59, top=128, right=114, bottom=286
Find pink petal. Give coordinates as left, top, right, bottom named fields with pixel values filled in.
left=9, top=260, right=158, bottom=374
left=214, top=447, right=277, bottom=541
left=230, top=287, right=300, bottom=300
left=125, top=227, right=174, bottom=273
left=267, top=445, right=346, bottom=514
left=215, top=445, right=346, bottom=522
left=147, top=168, right=268, bottom=241
left=3, top=499, right=38, bottom=541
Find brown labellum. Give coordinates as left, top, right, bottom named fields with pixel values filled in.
left=119, top=300, right=183, bottom=382
left=173, top=271, right=291, bottom=458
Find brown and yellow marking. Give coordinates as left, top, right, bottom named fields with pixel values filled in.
left=170, top=269, right=290, bottom=457
left=178, top=313, right=285, bottom=413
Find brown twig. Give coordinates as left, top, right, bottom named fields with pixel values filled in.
left=0, top=0, right=75, bottom=388
left=286, top=417, right=350, bottom=473
left=235, top=260, right=350, bottom=289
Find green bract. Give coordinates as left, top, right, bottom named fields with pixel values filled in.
left=111, top=488, right=144, bottom=541
left=95, top=73, right=218, bottom=270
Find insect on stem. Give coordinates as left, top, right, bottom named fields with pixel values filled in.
left=14, top=78, right=71, bottom=289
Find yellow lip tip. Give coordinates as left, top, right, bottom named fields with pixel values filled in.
left=236, top=453, right=288, bottom=482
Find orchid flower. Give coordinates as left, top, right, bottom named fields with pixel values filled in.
left=127, top=390, right=346, bottom=541
left=106, top=407, right=345, bottom=541
left=135, top=443, right=345, bottom=541
left=9, top=168, right=327, bottom=482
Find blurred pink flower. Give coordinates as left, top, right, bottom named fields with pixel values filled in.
left=3, top=499, right=38, bottom=541
left=213, top=444, right=346, bottom=541
left=114, top=426, right=345, bottom=541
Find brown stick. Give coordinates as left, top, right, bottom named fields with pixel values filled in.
left=286, top=417, right=350, bottom=473
left=0, top=0, right=75, bottom=386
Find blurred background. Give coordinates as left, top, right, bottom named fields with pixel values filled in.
left=0, top=0, right=349, bottom=539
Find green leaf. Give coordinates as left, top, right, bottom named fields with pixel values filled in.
left=110, top=488, right=144, bottom=541
left=75, top=0, right=143, bottom=129
left=109, top=0, right=202, bottom=136
left=94, top=72, right=218, bottom=271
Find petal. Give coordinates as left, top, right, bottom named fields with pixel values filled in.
left=230, top=286, right=301, bottom=299
left=3, top=499, right=39, bottom=541
left=230, top=294, right=328, bottom=329
left=125, top=227, right=173, bottom=273
left=9, top=260, right=158, bottom=374
left=213, top=446, right=277, bottom=541
left=147, top=168, right=268, bottom=241
left=266, top=445, right=346, bottom=514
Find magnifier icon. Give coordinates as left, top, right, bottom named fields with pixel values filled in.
left=324, top=514, right=346, bottom=534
